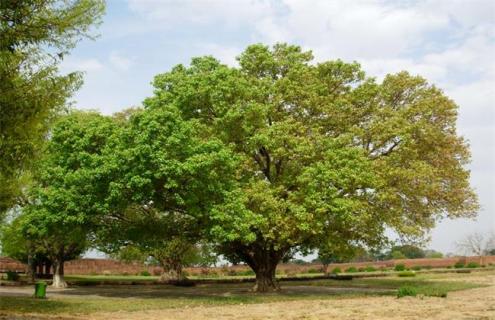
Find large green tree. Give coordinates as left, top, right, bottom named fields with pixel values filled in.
left=144, top=44, right=478, bottom=292
left=94, top=106, right=237, bottom=281
left=0, top=0, right=105, bottom=214
left=16, top=111, right=118, bottom=287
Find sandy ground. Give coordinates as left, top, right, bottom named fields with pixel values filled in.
left=1, top=272, right=494, bottom=320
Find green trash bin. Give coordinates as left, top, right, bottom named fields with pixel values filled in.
left=34, top=281, right=47, bottom=299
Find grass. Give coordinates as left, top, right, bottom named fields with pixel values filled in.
left=0, top=294, right=273, bottom=314
left=0, top=286, right=372, bottom=315
left=297, top=274, right=482, bottom=292
left=397, top=286, right=417, bottom=298
left=65, top=275, right=160, bottom=282
left=0, top=272, right=488, bottom=316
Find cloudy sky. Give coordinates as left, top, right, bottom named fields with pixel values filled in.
left=64, top=0, right=495, bottom=254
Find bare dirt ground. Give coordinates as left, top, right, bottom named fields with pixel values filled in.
left=1, top=272, right=494, bottom=320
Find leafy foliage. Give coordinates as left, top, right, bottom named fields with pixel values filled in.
left=397, top=286, right=417, bottom=298
left=0, top=0, right=105, bottom=214
left=388, top=245, right=425, bottom=259
left=394, top=264, right=406, bottom=271
left=93, top=107, right=237, bottom=280
left=144, top=43, right=478, bottom=291
left=4, top=112, right=118, bottom=286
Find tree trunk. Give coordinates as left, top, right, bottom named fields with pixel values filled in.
left=323, top=263, right=329, bottom=276
left=252, top=262, right=279, bottom=292
left=52, top=260, right=67, bottom=288
left=26, top=255, right=35, bottom=283
left=225, top=241, right=286, bottom=292
left=246, top=247, right=283, bottom=293
left=158, top=261, right=185, bottom=282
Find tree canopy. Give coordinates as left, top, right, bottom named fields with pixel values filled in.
left=92, top=106, right=238, bottom=280
left=10, top=111, right=117, bottom=287
left=144, top=43, right=478, bottom=291
left=0, top=0, right=105, bottom=214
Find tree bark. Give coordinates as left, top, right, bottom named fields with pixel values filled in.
left=323, top=263, right=329, bottom=276
left=26, top=255, right=35, bottom=283
left=242, top=246, right=284, bottom=292
left=52, top=259, right=67, bottom=288
left=252, top=261, right=279, bottom=292
left=158, top=261, right=185, bottom=282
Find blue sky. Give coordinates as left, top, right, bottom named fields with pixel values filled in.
left=63, top=0, right=495, bottom=254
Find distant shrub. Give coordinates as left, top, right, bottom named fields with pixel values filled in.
left=379, top=266, right=388, bottom=272
left=398, top=271, right=416, bottom=277
left=331, top=267, right=341, bottom=274
left=345, top=267, right=358, bottom=273
left=365, top=266, right=377, bottom=272
left=446, top=266, right=452, bottom=269
left=358, top=267, right=366, bottom=272
left=391, top=250, right=407, bottom=260
left=425, top=251, right=443, bottom=259
left=307, top=268, right=321, bottom=274
left=394, top=264, right=406, bottom=271
left=238, top=269, right=255, bottom=276
left=454, top=262, right=465, bottom=269
left=140, top=270, right=151, bottom=276
left=6, top=271, right=19, bottom=281
left=397, top=286, right=417, bottom=298
left=466, top=262, right=480, bottom=268
left=411, top=266, right=421, bottom=271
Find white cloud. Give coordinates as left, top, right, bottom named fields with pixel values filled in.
left=109, top=52, right=133, bottom=71
left=127, top=0, right=274, bottom=28
left=419, top=0, right=495, bottom=29
left=271, top=1, right=449, bottom=59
